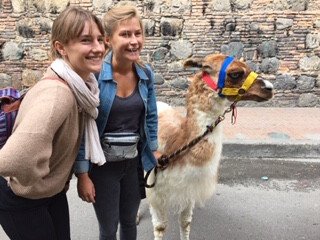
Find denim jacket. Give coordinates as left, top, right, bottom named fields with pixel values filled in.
left=74, top=52, right=158, bottom=173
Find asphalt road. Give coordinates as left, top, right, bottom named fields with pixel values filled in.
left=1, top=157, right=320, bottom=240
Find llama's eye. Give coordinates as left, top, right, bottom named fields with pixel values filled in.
left=228, top=71, right=244, bottom=80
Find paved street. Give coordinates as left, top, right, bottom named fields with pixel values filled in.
left=1, top=157, right=320, bottom=240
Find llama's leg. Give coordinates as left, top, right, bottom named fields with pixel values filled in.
left=136, top=205, right=141, bottom=225
left=136, top=199, right=147, bottom=224
left=149, top=204, right=168, bottom=240
left=179, top=202, right=194, bottom=240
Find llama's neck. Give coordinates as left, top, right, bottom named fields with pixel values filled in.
left=168, top=95, right=227, bottom=167
left=185, top=96, right=227, bottom=139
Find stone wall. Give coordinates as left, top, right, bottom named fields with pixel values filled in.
left=0, top=0, right=320, bottom=107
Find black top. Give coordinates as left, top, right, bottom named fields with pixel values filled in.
left=104, top=87, right=144, bottom=134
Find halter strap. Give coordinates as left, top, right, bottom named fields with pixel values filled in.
left=202, top=72, right=218, bottom=91
left=218, top=56, right=234, bottom=89
left=201, top=56, right=258, bottom=99
left=221, top=71, right=258, bottom=96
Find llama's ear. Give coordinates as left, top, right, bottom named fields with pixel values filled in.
left=184, top=58, right=202, bottom=70
left=202, top=65, right=213, bottom=74
left=239, top=57, right=244, bottom=62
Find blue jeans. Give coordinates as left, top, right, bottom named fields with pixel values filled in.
left=90, top=157, right=141, bottom=240
left=0, top=177, right=70, bottom=240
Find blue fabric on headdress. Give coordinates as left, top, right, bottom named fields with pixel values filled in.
left=217, top=56, right=234, bottom=89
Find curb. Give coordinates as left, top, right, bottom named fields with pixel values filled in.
left=220, top=141, right=320, bottom=185
left=222, top=141, right=320, bottom=160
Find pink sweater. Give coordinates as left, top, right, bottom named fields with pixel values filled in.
left=0, top=71, right=84, bottom=199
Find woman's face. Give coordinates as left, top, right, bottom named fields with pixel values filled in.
left=56, top=21, right=105, bottom=80
left=106, top=17, right=144, bottom=65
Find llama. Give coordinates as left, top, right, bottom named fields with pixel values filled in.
left=145, top=54, right=274, bottom=240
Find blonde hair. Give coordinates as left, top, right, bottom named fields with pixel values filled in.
left=103, top=2, right=145, bottom=59
left=50, top=6, right=104, bottom=60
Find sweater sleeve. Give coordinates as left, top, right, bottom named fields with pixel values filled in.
left=0, top=82, right=74, bottom=186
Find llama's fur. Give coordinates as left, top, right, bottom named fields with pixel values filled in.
left=145, top=54, right=274, bottom=240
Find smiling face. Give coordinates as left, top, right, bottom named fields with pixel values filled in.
left=54, top=21, right=105, bottom=80
left=106, top=17, right=144, bottom=66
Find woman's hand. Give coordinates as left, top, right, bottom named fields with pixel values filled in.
left=76, top=173, right=96, bottom=203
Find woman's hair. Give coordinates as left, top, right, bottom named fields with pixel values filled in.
left=103, top=2, right=145, bottom=55
left=50, top=6, right=105, bottom=60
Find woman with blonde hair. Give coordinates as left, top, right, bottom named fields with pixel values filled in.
left=0, top=6, right=105, bottom=240
left=74, top=2, right=161, bottom=240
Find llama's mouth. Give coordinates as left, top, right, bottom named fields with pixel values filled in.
left=241, top=91, right=274, bottom=102
left=241, top=79, right=274, bottom=102
left=256, top=95, right=273, bottom=102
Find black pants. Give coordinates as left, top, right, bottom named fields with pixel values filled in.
left=0, top=177, right=70, bottom=240
left=90, top=157, right=141, bottom=240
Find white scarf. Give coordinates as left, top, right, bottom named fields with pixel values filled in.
left=50, top=59, right=106, bottom=166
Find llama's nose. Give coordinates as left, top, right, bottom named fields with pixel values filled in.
left=262, top=80, right=274, bottom=91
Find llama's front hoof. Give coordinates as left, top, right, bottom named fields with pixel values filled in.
left=154, top=226, right=166, bottom=240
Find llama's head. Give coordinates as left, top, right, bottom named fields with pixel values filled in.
left=184, top=54, right=274, bottom=103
